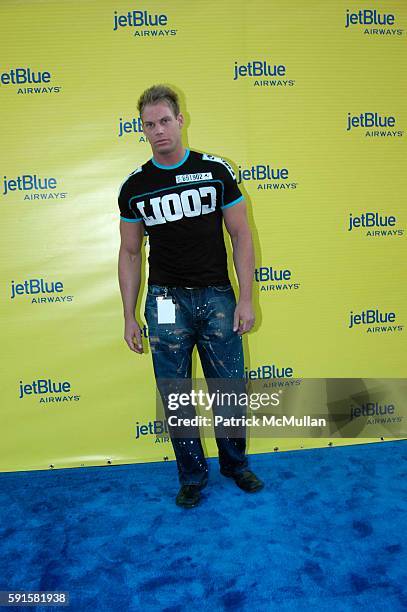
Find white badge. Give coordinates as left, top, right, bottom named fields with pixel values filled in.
left=156, top=297, right=176, bottom=324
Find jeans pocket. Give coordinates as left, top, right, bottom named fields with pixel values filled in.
left=147, top=284, right=166, bottom=297
left=212, top=284, right=233, bottom=293
left=144, top=289, right=159, bottom=319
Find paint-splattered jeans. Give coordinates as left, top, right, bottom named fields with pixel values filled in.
left=144, top=283, right=249, bottom=488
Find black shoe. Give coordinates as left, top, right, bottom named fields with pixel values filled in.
left=226, top=470, right=264, bottom=493
left=175, top=484, right=202, bottom=508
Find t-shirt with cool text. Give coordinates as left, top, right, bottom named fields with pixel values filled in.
left=118, top=148, right=244, bottom=287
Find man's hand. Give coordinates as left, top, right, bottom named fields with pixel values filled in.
left=233, top=299, right=255, bottom=335
left=124, top=318, right=144, bottom=353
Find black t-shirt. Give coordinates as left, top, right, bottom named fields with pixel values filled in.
left=118, top=148, right=244, bottom=286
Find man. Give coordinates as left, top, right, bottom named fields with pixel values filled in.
left=118, top=84, right=264, bottom=508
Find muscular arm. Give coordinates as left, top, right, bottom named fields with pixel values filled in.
left=222, top=200, right=255, bottom=334
left=118, top=220, right=144, bottom=352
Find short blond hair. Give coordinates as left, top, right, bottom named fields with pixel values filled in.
left=137, top=84, right=180, bottom=119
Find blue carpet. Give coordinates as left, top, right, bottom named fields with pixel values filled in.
left=0, top=441, right=406, bottom=611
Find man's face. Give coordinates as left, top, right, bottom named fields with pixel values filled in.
left=141, top=102, right=184, bottom=157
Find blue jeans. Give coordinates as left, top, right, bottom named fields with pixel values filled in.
left=144, top=284, right=249, bottom=487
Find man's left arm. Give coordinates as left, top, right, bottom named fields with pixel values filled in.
left=222, top=200, right=255, bottom=335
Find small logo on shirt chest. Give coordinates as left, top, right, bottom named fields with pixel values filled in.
left=175, top=172, right=212, bottom=184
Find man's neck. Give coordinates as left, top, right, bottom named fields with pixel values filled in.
left=152, top=145, right=186, bottom=167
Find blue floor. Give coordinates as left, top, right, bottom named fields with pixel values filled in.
left=0, top=440, right=406, bottom=611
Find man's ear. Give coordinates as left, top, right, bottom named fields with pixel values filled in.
left=177, top=113, right=184, bottom=128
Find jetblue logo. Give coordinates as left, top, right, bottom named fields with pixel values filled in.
left=346, top=113, right=403, bottom=137
left=19, top=378, right=80, bottom=403
left=135, top=420, right=170, bottom=442
left=348, top=309, right=404, bottom=333
left=345, top=9, right=403, bottom=36
left=238, top=164, right=298, bottom=190
left=2, top=174, right=67, bottom=200
left=0, top=67, right=61, bottom=94
left=118, top=116, right=145, bottom=139
left=350, top=402, right=400, bottom=423
left=234, top=60, right=295, bottom=87
left=254, top=266, right=300, bottom=292
left=113, top=10, right=177, bottom=37
left=140, top=324, right=149, bottom=338
left=132, top=186, right=217, bottom=226
left=245, top=365, right=294, bottom=382
left=10, top=279, right=74, bottom=304
left=348, top=212, right=403, bottom=237
left=345, top=9, right=395, bottom=27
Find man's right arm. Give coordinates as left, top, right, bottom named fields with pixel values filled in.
left=118, top=219, right=144, bottom=353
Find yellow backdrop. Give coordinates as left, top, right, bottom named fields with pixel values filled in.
left=1, top=0, right=405, bottom=472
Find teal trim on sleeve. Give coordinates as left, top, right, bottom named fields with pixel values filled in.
left=221, top=195, right=244, bottom=210
left=120, top=216, right=143, bottom=223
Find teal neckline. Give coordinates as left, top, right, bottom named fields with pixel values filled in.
left=151, top=148, right=190, bottom=170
